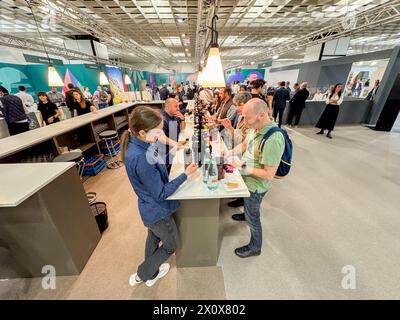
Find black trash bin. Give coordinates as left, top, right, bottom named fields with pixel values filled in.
left=90, top=202, right=109, bottom=233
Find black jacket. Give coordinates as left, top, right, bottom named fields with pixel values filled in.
left=160, top=87, right=169, bottom=100
left=65, top=90, right=75, bottom=111
left=273, top=87, right=290, bottom=109
left=290, top=88, right=310, bottom=109
left=0, top=94, right=27, bottom=124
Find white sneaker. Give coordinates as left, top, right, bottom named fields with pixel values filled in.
left=129, top=273, right=143, bottom=287
left=145, top=263, right=170, bottom=287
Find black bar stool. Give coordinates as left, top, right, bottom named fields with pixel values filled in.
left=99, top=130, right=123, bottom=169
left=53, top=151, right=96, bottom=204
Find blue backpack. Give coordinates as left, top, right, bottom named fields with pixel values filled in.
left=258, top=127, right=293, bottom=178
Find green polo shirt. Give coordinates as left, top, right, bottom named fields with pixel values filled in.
left=241, top=121, right=285, bottom=193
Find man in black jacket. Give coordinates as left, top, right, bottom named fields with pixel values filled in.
left=286, top=82, right=310, bottom=127
left=0, top=86, right=29, bottom=136
left=272, top=81, right=290, bottom=127
left=159, top=84, right=169, bottom=100
left=65, top=83, right=76, bottom=118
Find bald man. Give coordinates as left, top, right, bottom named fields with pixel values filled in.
left=159, top=98, right=186, bottom=173
left=225, top=98, right=285, bottom=258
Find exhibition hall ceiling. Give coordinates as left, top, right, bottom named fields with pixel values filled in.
left=0, top=0, right=400, bottom=69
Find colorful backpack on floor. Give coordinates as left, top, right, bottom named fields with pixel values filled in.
left=258, top=127, right=293, bottom=178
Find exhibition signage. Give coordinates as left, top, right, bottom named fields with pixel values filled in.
left=23, top=54, right=63, bottom=65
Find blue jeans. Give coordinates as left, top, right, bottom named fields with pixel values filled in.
left=137, top=215, right=178, bottom=281
left=244, top=191, right=267, bottom=251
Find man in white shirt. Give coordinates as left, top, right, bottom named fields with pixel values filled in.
left=15, top=85, right=37, bottom=113
left=233, top=81, right=240, bottom=95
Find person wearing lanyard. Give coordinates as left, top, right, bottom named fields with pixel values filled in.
left=37, top=92, right=61, bottom=126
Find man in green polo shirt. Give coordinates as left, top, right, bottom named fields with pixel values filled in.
left=226, top=98, right=285, bottom=258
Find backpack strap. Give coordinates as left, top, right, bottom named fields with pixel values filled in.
left=258, top=126, right=282, bottom=153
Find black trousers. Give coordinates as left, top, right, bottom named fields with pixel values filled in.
left=273, top=107, right=285, bottom=127
left=287, top=105, right=304, bottom=126
left=137, top=216, right=177, bottom=281
left=8, top=122, right=29, bottom=136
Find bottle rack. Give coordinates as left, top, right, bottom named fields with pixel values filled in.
left=193, top=98, right=205, bottom=166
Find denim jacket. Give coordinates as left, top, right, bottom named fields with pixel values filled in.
left=125, top=136, right=187, bottom=226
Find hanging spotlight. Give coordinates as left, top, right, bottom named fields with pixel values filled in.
left=48, top=65, right=64, bottom=87
left=202, top=15, right=225, bottom=88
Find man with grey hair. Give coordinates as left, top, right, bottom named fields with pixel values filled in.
left=286, top=81, right=310, bottom=127
left=220, top=90, right=252, bottom=148
left=225, top=98, right=285, bottom=258
left=220, top=90, right=252, bottom=209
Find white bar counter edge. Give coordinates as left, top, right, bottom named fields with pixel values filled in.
left=0, top=101, right=164, bottom=159
left=0, top=162, right=75, bottom=207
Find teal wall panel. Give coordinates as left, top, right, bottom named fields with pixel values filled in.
left=0, top=62, right=196, bottom=100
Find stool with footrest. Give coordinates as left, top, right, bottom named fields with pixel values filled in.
left=99, top=130, right=123, bottom=169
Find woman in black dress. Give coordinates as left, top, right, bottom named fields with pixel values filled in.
left=37, top=92, right=61, bottom=126
left=316, top=83, right=343, bottom=139
left=72, top=89, right=97, bottom=116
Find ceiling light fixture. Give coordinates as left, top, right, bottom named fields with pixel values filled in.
left=202, top=15, right=225, bottom=88
left=272, top=55, right=279, bottom=59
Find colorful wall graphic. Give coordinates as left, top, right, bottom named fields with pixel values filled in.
left=142, top=71, right=197, bottom=89
left=225, top=68, right=266, bottom=85
left=62, top=68, right=83, bottom=94
left=0, top=62, right=197, bottom=102
left=0, top=63, right=36, bottom=96
left=105, top=65, right=124, bottom=104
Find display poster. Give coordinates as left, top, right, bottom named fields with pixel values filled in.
left=105, top=65, right=124, bottom=104
left=225, top=68, right=265, bottom=85
left=344, top=59, right=389, bottom=98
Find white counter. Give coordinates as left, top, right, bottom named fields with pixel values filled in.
left=167, top=123, right=250, bottom=200
left=0, top=162, right=75, bottom=207
left=0, top=101, right=164, bottom=159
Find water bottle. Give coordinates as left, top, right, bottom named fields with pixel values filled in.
left=207, top=154, right=219, bottom=191
left=202, top=146, right=211, bottom=183
left=192, top=134, right=199, bottom=164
